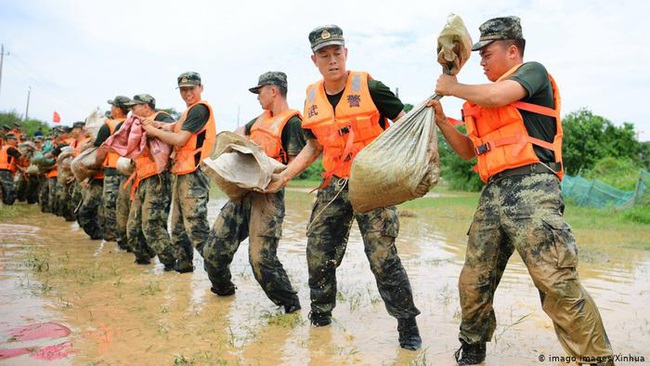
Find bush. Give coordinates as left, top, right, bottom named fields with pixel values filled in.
left=584, top=157, right=643, bottom=191
left=296, top=158, right=325, bottom=180
left=622, top=206, right=650, bottom=225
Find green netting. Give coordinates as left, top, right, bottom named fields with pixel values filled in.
left=562, top=169, right=649, bottom=209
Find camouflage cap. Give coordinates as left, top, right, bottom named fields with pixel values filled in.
left=177, top=71, right=202, bottom=87
left=1, top=125, right=9, bottom=131
left=309, top=24, right=345, bottom=52
left=472, top=16, right=524, bottom=51
left=4, top=132, right=17, bottom=139
left=107, top=95, right=133, bottom=109
left=72, top=121, right=86, bottom=129
left=60, top=126, right=72, bottom=133
left=128, top=93, right=156, bottom=107
left=248, top=71, right=288, bottom=93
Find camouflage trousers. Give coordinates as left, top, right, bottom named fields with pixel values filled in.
left=459, top=173, right=612, bottom=359
left=115, top=175, right=131, bottom=249
left=127, top=172, right=174, bottom=266
left=0, top=169, right=16, bottom=205
left=170, top=169, right=210, bottom=270
left=102, top=173, right=121, bottom=242
left=23, top=174, right=40, bottom=204
left=307, top=177, right=420, bottom=319
left=203, top=189, right=300, bottom=307
left=47, top=177, right=60, bottom=215
left=57, top=180, right=77, bottom=221
left=39, top=175, right=50, bottom=212
left=78, top=178, right=104, bottom=240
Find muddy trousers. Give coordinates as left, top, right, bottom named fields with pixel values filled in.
left=0, top=169, right=16, bottom=205
left=306, top=177, right=420, bottom=319
left=170, top=170, right=210, bottom=268
left=203, top=190, right=300, bottom=307
left=127, top=173, right=174, bottom=265
left=47, top=177, right=59, bottom=215
left=78, top=178, right=104, bottom=240
left=102, top=173, right=120, bottom=242
left=39, top=175, right=50, bottom=212
left=458, top=173, right=612, bottom=359
left=115, top=175, right=131, bottom=249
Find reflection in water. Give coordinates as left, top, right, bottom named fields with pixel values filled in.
left=0, top=190, right=649, bottom=365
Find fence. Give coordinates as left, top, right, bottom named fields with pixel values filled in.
left=562, top=169, right=649, bottom=209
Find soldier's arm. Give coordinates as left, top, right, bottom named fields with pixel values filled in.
left=262, top=137, right=323, bottom=193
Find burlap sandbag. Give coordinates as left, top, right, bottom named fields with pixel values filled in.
left=57, top=147, right=75, bottom=184
left=202, top=131, right=285, bottom=201
left=349, top=101, right=440, bottom=213
left=116, top=157, right=135, bottom=176
left=70, top=146, right=102, bottom=182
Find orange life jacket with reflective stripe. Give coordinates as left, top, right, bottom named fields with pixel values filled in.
left=170, top=101, right=216, bottom=175
left=102, top=118, right=124, bottom=169
left=302, top=71, right=383, bottom=179
left=463, top=64, right=564, bottom=183
left=249, top=109, right=301, bottom=164
left=134, top=111, right=171, bottom=181
left=0, top=145, right=17, bottom=173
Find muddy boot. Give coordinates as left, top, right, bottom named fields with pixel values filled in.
left=308, top=311, right=332, bottom=327
left=397, top=317, right=422, bottom=350
left=284, top=300, right=301, bottom=314
left=454, top=340, right=486, bottom=365
left=210, top=281, right=236, bottom=296
left=174, top=260, right=195, bottom=274
left=134, top=257, right=151, bottom=265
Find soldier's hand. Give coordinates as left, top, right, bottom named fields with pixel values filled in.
left=260, top=174, right=287, bottom=194
left=435, top=74, right=458, bottom=96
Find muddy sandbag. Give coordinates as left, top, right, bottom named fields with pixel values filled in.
left=116, top=157, right=135, bottom=176
left=70, top=146, right=102, bottom=182
left=57, top=147, right=75, bottom=184
left=84, top=108, right=107, bottom=140
left=349, top=99, right=440, bottom=213
left=202, top=131, right=286, bottom=201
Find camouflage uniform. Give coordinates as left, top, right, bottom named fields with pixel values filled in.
left=57, top=179, right=77, bottom=221
left=203, top=189, right=300, bottom=307
left=459, top=173, right=612, bottom=358
left=307, top=177, right=420, bottom=319
left=115, top=174, right=131, bottom=250
left=101, top=173, right=121, bottom=241
left=78, top=178, right=104, bottom=240
left=170, top=169, right=210, bottom=270
left=47, top=176, right=60, bottom=215
left=39, top=175, right=50, bottom=212
left=127, top=172, right=174, bottom=266
left=0, top=169, right=16, bottom=205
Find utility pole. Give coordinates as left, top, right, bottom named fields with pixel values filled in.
left=25, top=86, right=31, bottom=121
left=0, top=44, right=9, bottom=98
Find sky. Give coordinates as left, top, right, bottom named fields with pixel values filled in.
left=1, top=0, right=649, bottom=141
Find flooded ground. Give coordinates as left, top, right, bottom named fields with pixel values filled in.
left=1, top=188, right=649, bottom=365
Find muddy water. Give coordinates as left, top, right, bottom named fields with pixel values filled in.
left=1, top=190, right=649, bottom=366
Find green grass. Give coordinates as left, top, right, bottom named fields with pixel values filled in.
left=0, top=204, right=32, bottom=220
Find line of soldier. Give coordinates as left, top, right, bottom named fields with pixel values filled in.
left=0, top=19, right=616, bottom=365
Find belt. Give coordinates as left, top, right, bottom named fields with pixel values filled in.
left=488, top=162, right=559, bottom=183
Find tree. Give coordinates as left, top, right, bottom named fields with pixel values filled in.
left=437, top=125, right=484, bottom=191
left=562, top=108, right=641, bottom=175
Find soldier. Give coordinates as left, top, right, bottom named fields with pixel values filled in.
left=431, top=16, right=614, bottom=365
left=142, top=72, right=216, bottom=273
left=202, top=72, right=303, bottom=313
left=263, top=25, right=422, bottom=350
left=125, top=93, right=176, bottom=268
left=58, top=122, right=89, bottom=221
left=0, top=133, right=25, bottom=205
left=93, top=95, right=132, bottom=247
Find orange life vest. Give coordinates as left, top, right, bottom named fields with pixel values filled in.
left=73, top=137, right=91, bottom=156
left=302, top=71, right=383, bottom=179
left=463, top=64, right=564, bottom=183
left=0, top=145, right=17, bottom=173
left=132, top=111, right=172, bottom=183
left=249, top=109, right=301, bottom=163
left=170, top=101, right=216, bottom=175
left=103, top=118, right=124, bottom=169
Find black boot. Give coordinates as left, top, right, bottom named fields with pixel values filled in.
left=454, top=340, right=486, bottom=365
left=210, top=281, right=236, bottom=296
left=397, top=317, right=422, bottom=350
left=284, top=300, right=301, bottom=314
left=308, top=311, right=332, bottom=327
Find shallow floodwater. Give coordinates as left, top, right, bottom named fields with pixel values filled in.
left=1, top=189, right=649, bottom=365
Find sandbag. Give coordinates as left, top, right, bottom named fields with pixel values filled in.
left=202, top=131, right=285, bottom=201
left=116, top=157, right=135, bottom=176
left=70, top=146, right=102, bottom=182
left=84, top=108, right=107, bottom=140
left=57, top=147, right=75, bottom=184
left=348, top=98, right=440, bottom=213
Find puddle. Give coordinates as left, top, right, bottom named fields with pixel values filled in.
left=0, top=189, right=649, bottom=365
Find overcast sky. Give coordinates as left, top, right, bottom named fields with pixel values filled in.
left=1, top=0, right=649, bottom=141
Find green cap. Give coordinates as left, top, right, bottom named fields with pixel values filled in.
left=248, top=71, right=288, bottom=93
left=107, top=95, right=133, bottom=109
left=472, top=16, right=524, bottom=51
left=5, top=132, right=17, bottom=139
left=128, top=93, right=156, bottom=107
left=1, top=125, right=9, bottom=131
left=60, top=126, right=72, bottom=133
left=72, top=121, right=86, bottom=129
left=177, top=71, right=202, bottom=87
left=308, top=24, right=345, bottom=52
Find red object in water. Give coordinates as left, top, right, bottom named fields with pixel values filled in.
left=8, top=322, right=71, bottom=342
left=0, top=347, right=36, bottom=360
left=31, top=341, right=75, bottom=360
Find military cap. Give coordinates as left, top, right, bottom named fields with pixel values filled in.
left=1, top=125, right=10, bottom=131
left=60, top=126, right=72, bottom=133
left=34, top=135, right=44, bottom=141
left=472, top=16, right=524, bottom=51
left=248, top=71, right=288, bottom=93
left=5, top=132, right=17, bottom=139
left=13, top=122, right=21, bottom=127
left=127, top=93, right=156, bottom=107
left=107, top=95, right=133, bottom=109
left=72, top=121, right=86, bottom=129
left=177, top=71, right=202, bottom=87
left=309, top=24, right=345, bottom=52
